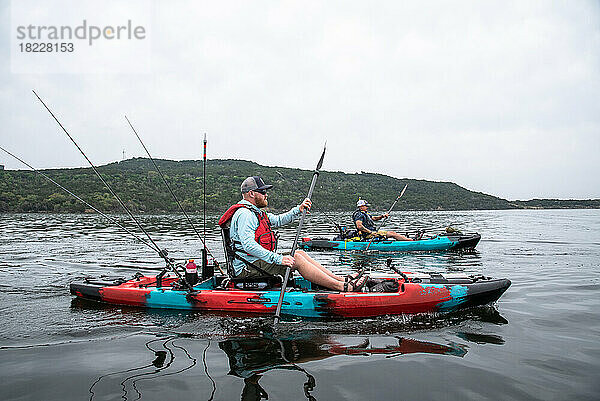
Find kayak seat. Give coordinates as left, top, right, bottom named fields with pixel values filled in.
left=220, top=226, right=240, bottom=278
left=221, top=225, right=280, bottom=279
left=332, top=225, right=360, bottom=241
left=218, top=227, right=295, bottom=291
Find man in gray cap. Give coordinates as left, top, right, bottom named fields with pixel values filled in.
left=219, top=176, right=368, bottom=292
left=353, top=199, right=412, bottom=241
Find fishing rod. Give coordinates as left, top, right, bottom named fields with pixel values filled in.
left=397, top=218, right=485, bottom=236
left=365, top=184, right=408, bottom=251
left=124, top=116, right=224, bottom=275
left=33, top=90, right=189, bottom=284
left=321, top=211, right=340, bottom=227
left=0, top=145, right=159, bottom=253
left=201, top=133, right=218, bottom=276
left=274, top=143, right=326, bottom=325
left=203, top=133, right=207, bottom=259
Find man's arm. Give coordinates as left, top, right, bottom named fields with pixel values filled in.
left=235, top=209, right=283, bottom=264
left=355, top=220, right=373, bottom=235
left=372, top=212, right=389, bottom=221
left=268, top=198, right=311, bottom=227
left=267, top=205, right=301, bottom=228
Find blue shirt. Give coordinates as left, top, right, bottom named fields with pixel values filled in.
left=352, top=209, right=376, bottom=231
left=229, top=199, right=301, bottom=276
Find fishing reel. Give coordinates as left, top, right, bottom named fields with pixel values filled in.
left=158, top=248, right=174, bottom=262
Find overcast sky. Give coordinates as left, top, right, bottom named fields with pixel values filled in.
left=1, top=1, right=599, bottom=200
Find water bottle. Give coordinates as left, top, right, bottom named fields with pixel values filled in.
left=185, top=259, right=198, bottom=285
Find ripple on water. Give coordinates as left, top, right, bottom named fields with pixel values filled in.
left=0, top=210, right=599, bottom=401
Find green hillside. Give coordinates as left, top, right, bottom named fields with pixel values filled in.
left=514, top=199, right=600, bottom=209
left=0, top=158, right=593, bottom=213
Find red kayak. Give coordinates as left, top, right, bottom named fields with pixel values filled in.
left=70, top=271, right=510, bottom=319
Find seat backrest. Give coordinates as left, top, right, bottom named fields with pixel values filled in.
left=220, top=226, right=236, bottom=278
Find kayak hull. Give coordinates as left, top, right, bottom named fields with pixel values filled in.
left=70, top=273, right=509, bottom=318
left=300, top=233, right=481, bottom=252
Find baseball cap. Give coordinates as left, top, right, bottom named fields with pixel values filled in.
left=241, top=176, right=273, bottom=193
left=356, top=199, right=370, bottom=207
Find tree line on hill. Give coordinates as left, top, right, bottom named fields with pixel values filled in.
left=0, top=158, right=598, bottom=213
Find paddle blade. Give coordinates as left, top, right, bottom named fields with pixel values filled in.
left=316, top=143, right=326, bottom=171
left=399, top=184, right=408, bottom=198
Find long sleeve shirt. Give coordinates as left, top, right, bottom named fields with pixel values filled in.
left=229, top=199, right=301, bottom=276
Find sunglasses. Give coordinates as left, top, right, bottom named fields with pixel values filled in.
left=253, top=189, right=268, bottom=195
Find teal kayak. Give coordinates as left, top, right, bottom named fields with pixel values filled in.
left=299, top=233, right=481, bottom=252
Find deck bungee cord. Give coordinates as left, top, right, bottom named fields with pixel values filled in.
left=33, top=90, right=193, bottom=289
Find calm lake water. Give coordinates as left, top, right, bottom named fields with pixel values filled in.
left=1, top=209, right=599, bottom=400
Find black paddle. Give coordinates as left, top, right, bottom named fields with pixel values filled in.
left=365, top=184, right=408, bottom=251
left=273, top=144, right=326, bottom=325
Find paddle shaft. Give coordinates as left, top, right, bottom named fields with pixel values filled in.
left=273, top=177, right=316, bottom=324
left=365, top=184, right=407, bottom=251
left=384, top=184, right=408, bottom=216
left=274, top=145, right=326, bottom=324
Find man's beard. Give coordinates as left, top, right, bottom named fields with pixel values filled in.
left=256, top=197, right=268, bottom=208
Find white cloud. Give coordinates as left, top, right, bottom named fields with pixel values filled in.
left=1, top=0, right=599, bottom=200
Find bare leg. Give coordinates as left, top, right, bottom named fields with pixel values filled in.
left=295, top=250, right=344, bottom=281
left=387, top=230, right=413, bottom=241
left=293, top=255, right=345, bottom=291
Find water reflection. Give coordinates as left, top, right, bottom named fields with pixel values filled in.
left=4, top=211, right=600, bottom=401
left=456, top=332, right=505, bottom=345
left=218, top=333, right=469, bottom=401
left=87, top=331, right=471, bottom=401
left=89, top=335, right=208, bottom=401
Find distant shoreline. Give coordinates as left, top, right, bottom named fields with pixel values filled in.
left=1, top=158, right=599, bottom=213
left=2, top=207, right=599, bottom=216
